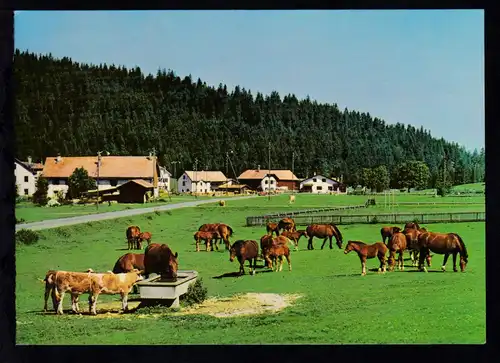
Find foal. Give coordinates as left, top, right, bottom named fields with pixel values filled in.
left=344, top=240, right=388, bottom=276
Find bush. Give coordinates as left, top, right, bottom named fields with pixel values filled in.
left=32, top=177, right=49, bottom=206
left=181, top=278, right=208, bottom=307
left=370, top=216, right=379, bottom=224
left=16, top=229, right=40, bottom=245
left=16, top=217, right=26, bottom=224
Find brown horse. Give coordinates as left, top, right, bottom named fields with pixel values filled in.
left=344, top=241, right=388, bottom=276
left=387, top=232, right=408, bottom=271
left=229, top=240, right=259, bottom=275
left=380, top=226, right=402, bottom=244
left=126, top=226, right=141, bottom=250
left=260, top=235, right=293, bottom=267
left=404, top=222, right=420, bottom=230
left=198, top=223, right=234, bottom=250
left=194, top=231, right=220, bottom=252
left=278, top=217, right=296, bottom=233
left=112, top=253, right=145, bottom=274
left=306, top=223, right=343, bottom=250
left=417, top=232, right=468, bottom=272
left=404, top=228, right=431, bottom=267
left=144, top=243, right=179, bottom=280
left=266, top=222, right=280, bottom=236
left=266, top=240, right=292, bottom=272
left=280, top=230, right=308, bottom=250
left=137, top=232, right=152, bottom=249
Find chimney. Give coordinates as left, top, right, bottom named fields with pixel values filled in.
left=257, top=165, right=260, bottom=172
left=56, top=154, right=62, bottom=163
left=27, top=156, right=32, bottom=165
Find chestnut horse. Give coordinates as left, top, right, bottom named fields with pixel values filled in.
left=417, top=232, right=468, bottom=273
left=144, top=243, right=179, bottom=281
left=194, top=231, right=220, bottom=252
left=260, top=235, right=293, bottom=267
left=280, top=230, right=308, bottom=250
left=266, top=240, right=292, bottom=272
left=137, top=231, right=152, bottom=249
left=198, top=223, right=234, bottom=250
left=126, top=226, right=141, bottom=250
left=278, top=217, right=296, bottom=233
left=380, top=226, right=401, bottom=244
left=229, top=240, right=259, bottom=275
left=404, top=222, right=420, bottom=231
left=344, top=241, right=388, bottom=276
left=306, top=223, right=343, bottom=250
left=112, top=253, right=145, bottom=274
left=387, top=232, right=407, bottom=271
left=404, top=228, right=430, bottom=267
left=266, top=222, right=280, bottom=236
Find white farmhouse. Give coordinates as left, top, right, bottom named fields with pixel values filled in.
left=178, top=170, right=227, bottom=194
left=158, top=166, right=172, bottom=192
left=299, top=174, right=346, bottom=194
left=14, top=157, right=43, bottom=196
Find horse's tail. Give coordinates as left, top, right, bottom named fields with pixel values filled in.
left=330, top=223, right=343, bottom=242
left=452, top=233, right=468, bottom=261
left=227, top=226, right=234, bottom=236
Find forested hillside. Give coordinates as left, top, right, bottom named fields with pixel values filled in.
left=13, top=50, right=485, bottom=187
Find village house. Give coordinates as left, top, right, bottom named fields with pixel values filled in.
left=14, top=157, right=43, bottom=196
left=158, top=166, right=172, bottom=192
left=178, top=170, right=228, bottom=194
left=299, top=174, right=346, bottom=194
left=238, top=167, right=300, bottom=192
left=41, top=155, right=161, bottom=198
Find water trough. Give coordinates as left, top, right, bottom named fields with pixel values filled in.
left=136, top=270, right=198, bottom=308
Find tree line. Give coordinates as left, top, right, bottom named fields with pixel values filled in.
left=13, top=49, right=485, bottom=188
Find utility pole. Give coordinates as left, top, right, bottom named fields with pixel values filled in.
left=226, top=152, right=229, bottom=196
left=96, top=151, right=102, bottom=211
left=171, top=161, right=179, bottom=193
left=268, top=142, right=271, bottom=201
left=194, top=158, right=198, bottom=199
left=151, top=147, right=156, bottom=199
left=292, top=151, right=295, bottom=194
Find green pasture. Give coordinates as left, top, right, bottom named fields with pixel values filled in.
left=451, top=182, right=485, bottom=193
left=16, top=194, right=485, bottom=344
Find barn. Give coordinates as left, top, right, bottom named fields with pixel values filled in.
left=238, top=167, right=300, bottom=192
left=299, top=174, right=346, bottom=193
left=86, top=179, right=155, bottom=203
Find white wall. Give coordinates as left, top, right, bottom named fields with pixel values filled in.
left=260, top=176, right=277, bottom=191
left=300, top=175, right=341, bottom=194
left=178, top=173, right=192, bottom=193
left=14, top=162, right=36, bottom=196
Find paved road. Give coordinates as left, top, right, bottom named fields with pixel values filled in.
left=16, top=195, right=258, bottom=231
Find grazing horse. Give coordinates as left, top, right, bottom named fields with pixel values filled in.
left=289, top=195, right=296, bottom=204
left=404, top=228, right=431, bottom=267
left=144, top=243, right=179, bottom=281
left=344, top=241, right=388, bottom=276
left=266, top=222, right=280, bottom=236
left=194, top=231, right=220, bottom=252
left=229, top=240, right=259, bottom=275
left=112, top=253, right=145, bottom=274
left=198, top=223, right=234, bottom=250
left=380, top=226, right=402, bottom=244
left=260, top=235, right=293, bottom=267
left=387, top=232, right=407, bottom=271
left=266, top=240, right=292, bottom=272
left=306, top=223, right=343, bottom=250
left=417, top=232, right=468, bottom=273
left=126, top=226, right=141, bottom=250
left=280, top=230, right=308, bottom=250
left=137, top=231, right=152, bottom=249
left=278, top=217, right=296, bottom=233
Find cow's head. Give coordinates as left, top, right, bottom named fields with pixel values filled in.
left=131, top=268, right=144, bottom=282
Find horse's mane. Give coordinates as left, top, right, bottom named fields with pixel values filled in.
left=348, top=240, right=366, bottom=246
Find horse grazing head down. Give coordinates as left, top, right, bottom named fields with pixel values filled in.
left=145, top=243, right=179, bottom=280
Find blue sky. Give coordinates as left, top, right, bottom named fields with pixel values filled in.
left=14, top=10, right=484, bottom=151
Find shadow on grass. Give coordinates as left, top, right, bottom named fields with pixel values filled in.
left=212, top=268, right=273, bottom=279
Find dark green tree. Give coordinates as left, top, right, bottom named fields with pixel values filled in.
left=67, top=167, right=97, bottom=199
left=373, top=165, right=390, bottom=192
left=394, top=161, right=430, bottom=192
left=32, top=177, right=49, bottom=206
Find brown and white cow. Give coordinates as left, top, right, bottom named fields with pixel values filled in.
left=88, top=270, right=144, bottom=315
left=52, top=269, right=96, bottom=315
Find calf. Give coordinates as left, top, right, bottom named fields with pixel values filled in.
left=266, top=242, right=292, bottom=272
left=52, top=269, right=95, bottom=315
left=137, top=232, right=152, bottom=249
left=88, top=270, right=144, bottom=315
left=266, top=222, right=280, bottom=236
left=194, top=231, right=220, bottom=252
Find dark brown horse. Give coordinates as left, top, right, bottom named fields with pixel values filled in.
left=380, top=226, right=402, bottom=244
left=344, top=241, right=388, bottom=276
left=387, top=232, right=407, bottom=271
left=126, top=226, right=141, bottom=250
left=280, top=230, right=308, bottom=250
left=229, top=240, right=259, bottom=275
left=417, top=232, right=468, bottom=272
left=278, top=217, right=296, bottom=233
left=144, top=243, right=179, bottom=280
left=198, top=223, right=234, bottom=250
left=194, top=231, right=220, bottom=252
left=404, top=228, right=431, bottom=267
left=137, top=232, right=152, bottom=249
left=266, top=222, right=280, bottom=236
left=306, top=223, right=343, bottom=250
left=112, top=253, right=145, bottom=274
left=266, top=240, right=292, bottom=272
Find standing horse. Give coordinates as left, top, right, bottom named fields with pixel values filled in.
left=126, top=226, right=141, bottom=250
left=380, top=226, right=401, bottom=244
left=278, top=217, right=296, bottom=233
left=266, top=240, right=292, bottom=272
left=144, top=243, right=179, bottom=281
left=266, top=222, right=280, bottom=236
left=404, top=228, right=431, bottom=267
left=306, top=223, right=343, bottom=250
left=404, top=222, right=420, bottom=230
left=260, top=235, right=293, bottom=267
left=193, top=231, right=220, bottom=252
left=344, top=241, right=388, bottom=276
left=137, top=231, right=152, bottom=249
left=280, top=230, right=308, bottom=250
left=229, top=240, right=259, bottom=275
left=198, top=223, right=234, bottom=250
left=417, top=232, right=468, bottom=273
left=112, top=253, right=145, bottom=274
left=387, top=232, right=407, bottom=271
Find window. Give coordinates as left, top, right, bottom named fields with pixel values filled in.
left=270, top=180, right=274, bottom=184
left=183, top=175, right=186, bottom=179
left=181, top=189, right=184, bottom=192
left=264, top=180, right=268, bottom=184
left=24, top=189, right=29, bottom=195
left=322, top=178, right=326, bottom=182
left=52, top=179, right=59, bottom=185
left=317, top=186, right=323, bottom=191
left=110, top=180, right=118, bottom=187
left=328, top=186, right=333, bottom=191
left=60, top=180, right=66, bottom=185
left=24, top=176, right=29, bottom=183
left=313, top=178, right=317, bottom=182
left=182, top=181, right=186, bottom=186
left=187, top=189, right=190, bottom=192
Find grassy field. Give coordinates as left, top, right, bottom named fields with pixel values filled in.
left=451, top=182, right=485, bottom=193
left=16, top=194, right=485, bottom=344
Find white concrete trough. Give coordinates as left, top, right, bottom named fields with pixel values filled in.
left=136, top=270, right=198, bottom=308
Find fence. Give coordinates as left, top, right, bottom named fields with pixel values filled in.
left=246, top=211, right=485, bottom=227
left=251, top=201, right=371, bottom=220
